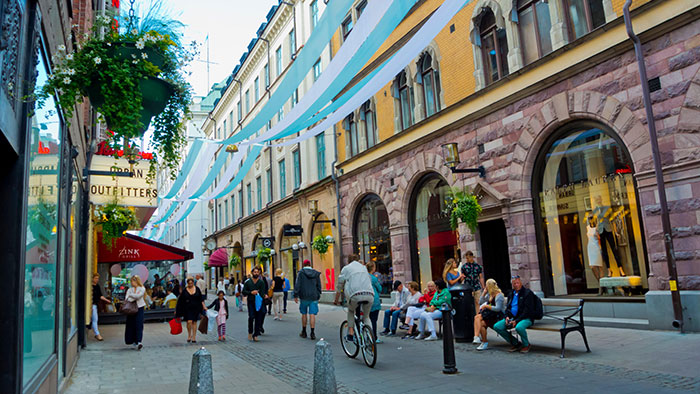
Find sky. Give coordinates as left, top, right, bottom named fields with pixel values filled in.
left=165, top=0, right=280, bottom=97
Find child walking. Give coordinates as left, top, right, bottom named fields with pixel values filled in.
left=208, top=290, right=229, bottom=341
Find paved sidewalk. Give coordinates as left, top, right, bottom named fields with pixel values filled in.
left=63, top=295, right=700, bottom=393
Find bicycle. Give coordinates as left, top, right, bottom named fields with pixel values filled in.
left=339, top=301, right=377, bottom=368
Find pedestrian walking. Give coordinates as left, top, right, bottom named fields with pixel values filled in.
left=272, top=269, right=285, bottom=320
left=196, top=274, right=207, bottom=302
left=208, top=290, right=229, bottom=341
left=124, top=275, right=146, bottom=350
left=176, top=277, right=208, bottom=343
left=294, top=259, right=321, bottom=340
left=91, top=273, right=110, bottom=341
left=264, top=271, right=273, bottom=316
left=242, top=266, right=268, bottom=342
left=235, top=280, right=245, bottom=311
left=217, top=279, right=226, bottom=294
left=283, top=274, right=290, bottom=313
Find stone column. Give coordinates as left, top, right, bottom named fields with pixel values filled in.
left=389, top=224, right=411, bottom=283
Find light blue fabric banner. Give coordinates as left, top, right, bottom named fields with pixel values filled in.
left=189, top=149, right=229, bottom=199
left=221, top=0, right=355, bottom=145
left=162, top=139, right=205, bottom=199
left=154, top=202, right=177, bottom=224
left=175, top=201, right=198, bottom=223
left=211, top=145, right=264, bottom=199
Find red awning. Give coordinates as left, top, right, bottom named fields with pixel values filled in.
left=209, top=248, right=228, bottom=267
left=98, top=233, right=194, bottom=263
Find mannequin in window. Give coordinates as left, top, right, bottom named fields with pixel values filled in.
left=592, top=195, right=626, bottom=277
left=586, top=216, right=604, bottom=293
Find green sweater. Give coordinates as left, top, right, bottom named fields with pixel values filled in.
left=242, top=278, right=268, bottom=302
left=430, top=288, right=452, bottom=308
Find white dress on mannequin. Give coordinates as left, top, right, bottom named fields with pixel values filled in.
left=587, top=226, right=603, bottom=267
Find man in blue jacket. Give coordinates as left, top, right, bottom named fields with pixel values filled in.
left=492, top=275, right=537, bottom=353
left=283, top=275, right=291, bottom=313
left=294, top=260, right=322, bottom=340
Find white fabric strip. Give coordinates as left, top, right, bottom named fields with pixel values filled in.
left=198, top=150, right=245, bottom=201
left=175, top=142, right=219, bottom=201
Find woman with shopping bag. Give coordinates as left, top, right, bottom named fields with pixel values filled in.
left=175, top=277, right=207, bottom=343
left=124, top=275, right=146, bottom=350
left=208, top=290, right=229, bottom=341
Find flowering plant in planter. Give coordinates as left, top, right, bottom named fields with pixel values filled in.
left=37, top=15, right=193, bottom=179
left=95, top=202, right=139, bottom=246
left=446, top=188, right=482, bottom=232
left=311, top=235, right=330, bottom=256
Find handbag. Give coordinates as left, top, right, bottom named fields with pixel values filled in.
left=481, top=308, right=504, bottom=322
left=169, top=318, right=182, bottom=335
left=120, top=301, right=138, bottom=315
left=198, top=315, right=208, bottom=334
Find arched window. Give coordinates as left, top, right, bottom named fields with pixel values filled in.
left=361, top=100, right=377, bottom=149
left=533, top=122, right=648, bottom=296
left=418, top=53, right=440, bottom=117
left=479, top=9, right=509, bottom=85
left=344, top=113, right=359, bottom=157
left=353, top=194, right=393, bottom=294
left=279, top=225, right=302, bottom=289
left=409, top=174, right=457, bottom=289
left=310, top=212, right=335, bottom=290
left=394, top=70, right=413, bottom=130
left=517, top=0, right=553, bottom=65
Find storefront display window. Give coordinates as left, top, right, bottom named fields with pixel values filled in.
left=97, top=261, right=185, bottom=312
left=535, top=124, right=648, bottom=296
left=279, top=231, right=301, bottom=289
left=23, top=50, right=61, bottom=384
left=354, top=195, right=392, bottom=294
left=311, top=213, right=335, bottom=290
left=410, top=174, right=457, bottom=288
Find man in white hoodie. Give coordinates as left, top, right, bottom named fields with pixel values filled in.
left=334, top=254, right=375, bottom=341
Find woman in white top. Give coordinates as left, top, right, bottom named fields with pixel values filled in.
left=217, top=279, right=226, bottom=293
left=124, top=275, right=146, bottom=350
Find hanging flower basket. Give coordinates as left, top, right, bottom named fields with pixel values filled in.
left=256, top=247, right=272, bottom=265
left=311, top=235, right=330, bottom=256
left=95, top=202, right=139, bottom=247
left=446, top=188, right=482, bottom=232
left=229, top=254, right=241, bottom=270
left=36, top=18, right=193, bottom=179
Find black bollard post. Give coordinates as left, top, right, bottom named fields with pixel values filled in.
left=441, top=304, right=458, bottom=374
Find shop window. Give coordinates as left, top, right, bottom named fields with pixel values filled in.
left=418, top=52, right=441, bottom=117
left=565, top=0, right=606, bottom=41
left=534, top=123, right=648, bottom=296
left=311, top=213, right=336, bottom=290
left=409, top=174, right=458, bottom=289
left=478, top=9, right=509, bottom=85
left=344, top=113, right=359, bottom=157
left=279, top=228, right=302, bottom=289
left=393, top=70, right=413, bottom=130
left=517, top=0, right=553, bottom=65
left=353, top=194, right=393, bottom=294
left=361, top=100, right=377, bottom=149
left=24, top=47, right=61, bottom=383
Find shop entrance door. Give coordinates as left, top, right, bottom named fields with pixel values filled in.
left=478, top=219, right=512, bottom=293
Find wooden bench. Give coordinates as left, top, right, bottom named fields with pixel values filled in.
left=529, top=298, right=591, bottom=358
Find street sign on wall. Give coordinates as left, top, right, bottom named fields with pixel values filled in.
left=89, top=156, right=157, bottom=207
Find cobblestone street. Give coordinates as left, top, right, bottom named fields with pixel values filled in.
left=64, top=297, right=700, bottom=394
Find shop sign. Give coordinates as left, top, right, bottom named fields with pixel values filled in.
left=259, top=237, right=274, bottom=248
left=89, top=156, right=157, bottom=207
left=283, top=224, right=303, bottom=236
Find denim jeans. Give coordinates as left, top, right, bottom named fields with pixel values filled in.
left=91, top=304, right=100, bottom=336
left=417, top=310, right=443, bottom=335
left=383, top=309, right=402, bottom=332
left=493, top=318, right=533, bottom=346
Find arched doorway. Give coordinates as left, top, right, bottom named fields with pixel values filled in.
left=354, top=194, right=392, bottom=294
left=409, top=173, right=458, bottom=288
left=244, top=235, right=264, bottom=276
left=533, top=121, right=648, bottom=296
left=232, top=242, right=242, bottom=283
left=311, top=212, right=335, bottom=291
left=278, top=225, right=302, bottom=289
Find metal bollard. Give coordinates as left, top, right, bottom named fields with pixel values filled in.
left=441, top=304, right=458, bottom=374
left=313, top=339, right=337, bottom=394
left=189, top=347, right=214, bottom=394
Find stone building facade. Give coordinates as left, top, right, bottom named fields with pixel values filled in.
left=335, top=0, right=700, bottom=330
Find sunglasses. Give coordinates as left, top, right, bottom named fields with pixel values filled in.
left=511, top=275, right=521, bottom=280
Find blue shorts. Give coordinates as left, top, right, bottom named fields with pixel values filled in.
left=299, top=300, right=319, bottom=315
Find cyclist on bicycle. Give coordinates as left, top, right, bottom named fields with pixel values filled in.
left=334, top=254, right=375, bottom=341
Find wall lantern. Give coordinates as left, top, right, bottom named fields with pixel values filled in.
left=308, top=199, right=319, bottom=215
left=440, top=142, right=485, bottom=178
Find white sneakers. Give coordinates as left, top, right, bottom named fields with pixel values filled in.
left=424, top=335, right=438, bottom=341
left=472, top=336, right=482, bottom=344
left=477, top=342, right=488, bottom=351
left=415, top=333, right=426, bottom=340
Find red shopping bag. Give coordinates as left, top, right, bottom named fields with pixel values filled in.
left=169, top=318, right=182, bottom=335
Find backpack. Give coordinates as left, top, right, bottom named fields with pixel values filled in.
left=532, top=292, right=544, bottom=320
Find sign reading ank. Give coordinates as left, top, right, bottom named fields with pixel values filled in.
left=89, top=156, right=157, bottom=207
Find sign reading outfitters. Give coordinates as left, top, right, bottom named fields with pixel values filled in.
left=89, top=156, right=157, bottom=207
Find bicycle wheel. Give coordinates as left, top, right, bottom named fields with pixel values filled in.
left=339, top=320, right=359, bottom=358
left=360, top=324, right=377, bottom=368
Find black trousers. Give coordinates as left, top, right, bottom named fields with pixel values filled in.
left=600, top=229, right=622, bottom=269
left=283, top=291, right=288, bottom=312
left=247, top=299, right=265, bottom=337
left=125, top=307, right=144, bottom=344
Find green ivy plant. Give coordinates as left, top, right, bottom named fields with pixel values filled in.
left=28, top=199, right=57, bottom=246
left=95, top=202, right=139, bottom=246
left=203, top=260, right=211, bottom=271
left=36, top=14, right=194, bottom=180
left=311, top=235, right=330, bottom=256
left=256, top=247, right=272, bottom=265
left=446, top=188, right=482, bottom=232
left=229, top=254, right=241, bottom=270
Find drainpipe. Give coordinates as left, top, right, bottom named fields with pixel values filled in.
left=623, top=0, right=683, bottom=332
left=331, top=124, right=343, bottom=268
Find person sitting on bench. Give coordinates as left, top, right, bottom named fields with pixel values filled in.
left=492, top=275, right=537, bottom=353
left=415, top=279, right=451, bottom=341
